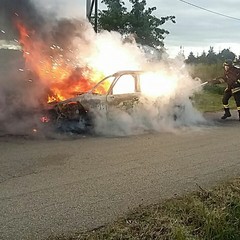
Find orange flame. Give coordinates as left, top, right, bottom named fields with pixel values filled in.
left=15, top=21, right=106, bottom=103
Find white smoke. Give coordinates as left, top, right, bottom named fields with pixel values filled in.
left=88, top=61, right=206, bottom=136
left=92, top=88, right=206, bottom=137
left=0, top=0, right=207, bottom=136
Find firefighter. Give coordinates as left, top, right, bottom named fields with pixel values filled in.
left=209, top=59, right=240, bottom=121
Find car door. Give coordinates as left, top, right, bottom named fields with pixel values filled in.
left=106, top=73, right=140, bottom=111
left=81, top=75, right=116, bottom=113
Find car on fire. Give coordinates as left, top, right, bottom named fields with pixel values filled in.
left=40, top=70, right=185, bottom=133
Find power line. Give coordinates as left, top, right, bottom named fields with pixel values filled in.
left=178, top=0, right=240, bottom=21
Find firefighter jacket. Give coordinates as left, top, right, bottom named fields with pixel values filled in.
left=213, top=66, right=240, bottom=93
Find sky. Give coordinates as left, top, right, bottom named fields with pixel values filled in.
left=3, top=0, right=240, bottom=58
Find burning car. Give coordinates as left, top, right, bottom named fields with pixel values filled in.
left=1, top=0, right=205, bottom=136
left=40, top=70, right=187, bottom=133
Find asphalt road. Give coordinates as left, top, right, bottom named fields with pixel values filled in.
left=0, top=112, right=240, bottom=240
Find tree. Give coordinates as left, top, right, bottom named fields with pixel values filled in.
left=198, top=51, right=206, bottom=63
left=98, top=0, right=175, bottom=48
left=185, top=51, right=197, bottom=64
left=206, top=46, right=218, bottom=64
left=185, top=48, right=237, bottom=65
left=98, top=0, right=128, bottom=34
left=217, top=49, right=236, bottom=62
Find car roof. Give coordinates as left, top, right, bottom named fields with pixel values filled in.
left=111, top=70, right=145, bottom=77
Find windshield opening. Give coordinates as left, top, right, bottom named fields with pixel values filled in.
left=90, top=76, right=115, bottom=94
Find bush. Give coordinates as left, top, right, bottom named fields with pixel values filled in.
left=203, top=84, right=225, bottom=95
left=187, top=62, right=223, bottom=82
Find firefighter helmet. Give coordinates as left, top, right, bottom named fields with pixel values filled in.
left=223, top=59, right=233, bottom=67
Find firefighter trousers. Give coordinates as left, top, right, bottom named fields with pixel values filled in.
left=222, top=90, right=240, bottom=110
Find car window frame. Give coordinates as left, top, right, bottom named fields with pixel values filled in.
left=89, top=74, right=115, bottom=94
left=107, top=73, right=139, bottom=96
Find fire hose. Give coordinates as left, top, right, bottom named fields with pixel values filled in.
left=192, top=77, right=208, bottom=90
left=199, top=81, right=208, bottom=87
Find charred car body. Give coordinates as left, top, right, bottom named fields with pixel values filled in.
left=40, top=70, right=186, bottom=133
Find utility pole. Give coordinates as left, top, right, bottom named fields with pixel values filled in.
left=86, top=0, right=98, bottom=33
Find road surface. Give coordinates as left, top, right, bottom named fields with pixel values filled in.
left=0, top=112, right=240, bottom=240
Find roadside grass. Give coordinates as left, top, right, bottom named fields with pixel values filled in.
left=193, top=85, right=236, bottom=112
left=188, top=63, right=237, bottom=112
left=48, top=178, right=240, bottom=240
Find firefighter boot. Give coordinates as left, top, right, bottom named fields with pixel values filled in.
left=221, top=108, right=231, bottom=119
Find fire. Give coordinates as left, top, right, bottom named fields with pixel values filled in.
left=47, top=93, right=64, bottom=103
left=15, top=19, right=183, bottom=103
left=15, top=21, right=106, bottom=104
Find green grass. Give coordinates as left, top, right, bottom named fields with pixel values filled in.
left=47, top=178, right=240, bottom=240
left=193, top=85, right=237, bottom=112
left=187, top=63, right=238, bottom=112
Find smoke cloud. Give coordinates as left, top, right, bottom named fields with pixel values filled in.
left=0, top=0, right=206, bottom=137
left=0, top=0, right=45, bottom=40
left=91, top=69, right=206, bottom=137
